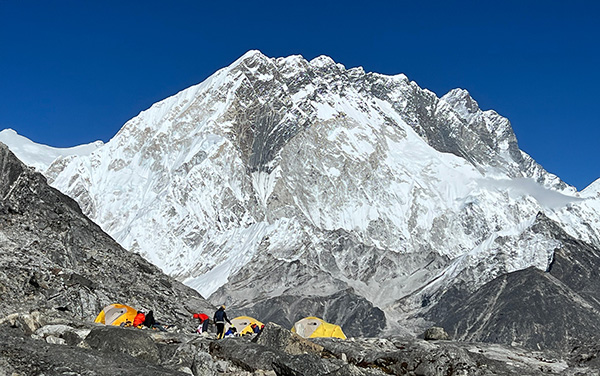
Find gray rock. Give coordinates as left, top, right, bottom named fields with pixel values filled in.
left=253, top=322, right=323, bottom=356
left=36, top=324, right=90, bottom=346
left=192, top=350, right=217, bottom=376
left=313, top=336, right=574, bottom=376
left=84, top=325, right=160, bottom=363
left=424, top=326, right=450, bottom=341
left=3, top=311, right=45, bottom=335
left=3, top=310, right=599, bottom=375
left=215, top=360, right=229, bottom=372
left=0, top=325, right=187, bottom=375
left=45, top=335, right=66, bottom=345
left=270, top=353, right=346, bottom=376
left=209, top=337, right=282, bottom=372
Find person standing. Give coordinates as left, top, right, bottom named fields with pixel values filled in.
left=213, top=305, right=231, bottom=339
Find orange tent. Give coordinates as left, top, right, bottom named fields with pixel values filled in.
left=94, top=304, right=138, bottom=326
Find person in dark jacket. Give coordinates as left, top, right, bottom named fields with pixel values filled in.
left=213, top=305, right=231, bottom=339
left=144, top=310, right=167, bottom=332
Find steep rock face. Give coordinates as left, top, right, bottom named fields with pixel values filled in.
left=5, top=51, right=600, bottom=337
left=0, top=142, right=213, bottom=326
left=435, top=267, right=600, bottom=350
left=427, top=214, right=600, bottom=351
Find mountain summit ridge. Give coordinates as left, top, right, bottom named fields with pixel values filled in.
left=2, top=51, right=599, bottom=340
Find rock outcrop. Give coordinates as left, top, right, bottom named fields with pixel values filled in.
left=423, top=327, right=450, bottom=341
left=427, top=213, right=600, bottom=352
left=0, top=142, right=214, bottom=330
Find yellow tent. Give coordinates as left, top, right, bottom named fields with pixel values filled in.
left=291, top=317, right=346, bottom=339
left=94, top=304, right=138, bottom=326
left=225, top=316, right=264, bottom=335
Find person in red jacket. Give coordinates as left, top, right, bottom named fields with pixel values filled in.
left=194, top=313, right=210, bottom=334
left=133, top=311, right=146, bottom=328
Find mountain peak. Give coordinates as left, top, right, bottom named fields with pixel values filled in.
left=238, top=49, right=266, bottom=60
left=441, top=88, right=481, bottom=114
left=0, top=128, right=18, bottom=136
left=6, top=51, right=598, bottom=343
left=0, top=128, right=103, bottom=172
left=230, top=49, right=272, bottom=69
left=309, top=55, right=338, bottom=68
left=582, top=178, right=600, bottom=197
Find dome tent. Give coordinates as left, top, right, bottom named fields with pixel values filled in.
left=94, top=303, right=138, bottom=326
left=291, top=317, right=346, bottom=339
left=225, top=316, right=264, bottom=335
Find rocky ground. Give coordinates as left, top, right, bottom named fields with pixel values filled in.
left=1, top=319, right=599, bottom=376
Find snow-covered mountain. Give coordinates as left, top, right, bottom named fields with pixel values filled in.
left=3, top=50, right=600, bottom=337
left=0, top=128, right=103, bottom=171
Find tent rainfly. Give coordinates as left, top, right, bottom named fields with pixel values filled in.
left=291, top=317, right=346, bottom=339
left=94, top=303, right=138, bottom=326
left=225, top=316, right=264, bottom=335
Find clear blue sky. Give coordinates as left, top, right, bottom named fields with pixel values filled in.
left=1, top=0, right=598, bottom=190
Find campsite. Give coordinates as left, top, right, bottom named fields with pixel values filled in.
left=94, top=302, right=346, bottom=341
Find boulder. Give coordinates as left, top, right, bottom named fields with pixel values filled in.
left=0, top=311, right=45, bottom=335
left=45, top=335, right=66, bottom=345
left=424, top=326, right=450, bottom=340
left=84, top=325, right=160, bottom=363
left=209, top=337, right=282, bottom=372
left=192, top=351, right=217, bottom=376
left=254, top=322, right=324, bottom=355
left=35, top=324, right=90, bottom=346
left=0, top=325, right=187, bottom=375
left=271, top=353, right=348, bottom=376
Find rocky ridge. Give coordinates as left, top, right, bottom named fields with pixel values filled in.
left=0, top=142, right=213, bottom=329
left=427, top=212, right=600, bottom=352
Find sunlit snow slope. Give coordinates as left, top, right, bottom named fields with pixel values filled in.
left=0, top=129, right=102, bottom=171
left=4, top=51, right=600, bottom=335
